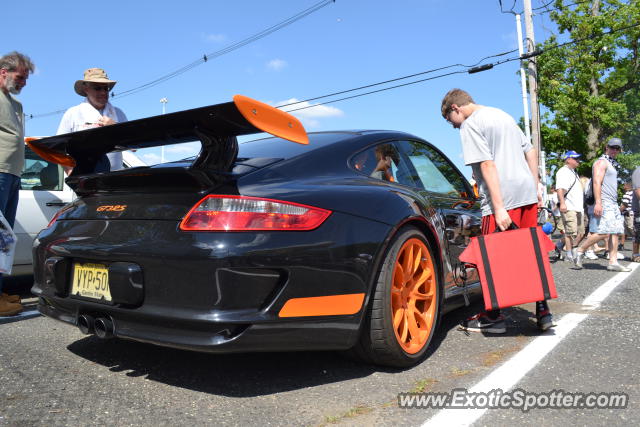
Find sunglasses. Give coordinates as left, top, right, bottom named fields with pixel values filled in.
left=87, top=84, right=111, bottom=92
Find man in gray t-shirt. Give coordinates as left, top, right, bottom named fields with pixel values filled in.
left=441, top=88, right=550, bottom=334
left=574, top=138, right=630, bottom=272
left=631, top=166, right=640, bottom=262
left=0, top=51, right=34, bottom=316
left=443, top=91, right=540, bottom=228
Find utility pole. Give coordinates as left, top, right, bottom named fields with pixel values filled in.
left=515, top=13, right=531, bottom=142
left=523, top=0, right=542, bottom=174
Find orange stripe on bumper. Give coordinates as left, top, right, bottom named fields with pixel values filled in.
left=278, top=293, right=365, bottom=318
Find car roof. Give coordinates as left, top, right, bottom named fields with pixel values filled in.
left=239, top=130, right=422, bottom=159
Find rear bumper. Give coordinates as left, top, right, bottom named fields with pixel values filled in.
left=32, top=212, right=389, bottom=352
left=37, top=296, right=361, bottom=353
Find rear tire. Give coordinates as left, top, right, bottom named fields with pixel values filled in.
left=351, top=226, right=441, bottom=368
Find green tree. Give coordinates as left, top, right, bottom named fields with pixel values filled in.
left=536, top=0, right=640, bottom=171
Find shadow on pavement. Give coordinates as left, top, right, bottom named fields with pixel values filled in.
left=63, top=298, right=548, bottom=397
left=67, top=336, right=380, bottom=397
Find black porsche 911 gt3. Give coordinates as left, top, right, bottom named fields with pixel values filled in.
left=30, top=95, right=482, bottom=368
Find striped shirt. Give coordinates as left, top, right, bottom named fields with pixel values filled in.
left=621, top=190, right=633, bottom=215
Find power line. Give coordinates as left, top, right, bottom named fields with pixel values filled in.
left=113, top=0, right=334, bottom=99
left=529, top=0, right=600, bottom=15
left=27, top=4, right=638, bottom=122
left=498, top=0, right=518, bottom=14
left=499, top=0, right=598, bottom=16
left=533, top=0, right=556, bottom=11
left=25, top=0, right=334, bottom=120
left=277, top=48, right=518, bottom=110
left=282, top=70, right=467, bottom=113
left=280, top=21, right=640, bottom=112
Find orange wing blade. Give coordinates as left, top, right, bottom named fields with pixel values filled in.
left=233, top=95, right=309, bottom=145
left=25, top=137, right=76, bottom=167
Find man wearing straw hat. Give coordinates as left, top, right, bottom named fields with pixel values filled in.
left=57, top=68, right=127, bottom=172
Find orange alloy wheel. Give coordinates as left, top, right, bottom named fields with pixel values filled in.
left=391, top=238, right=437, bottom=354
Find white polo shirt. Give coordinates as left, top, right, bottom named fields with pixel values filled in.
left=555, top=165, right=583, bottom=212
left=57, top=100, right=127, bottom=170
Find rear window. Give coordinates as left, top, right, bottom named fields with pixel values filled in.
left=150, top=132, right=355, bottom=170
left=238, top=132, right=352, bottom=160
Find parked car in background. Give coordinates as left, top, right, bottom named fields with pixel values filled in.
left=11, top=142, right=145, bottom=275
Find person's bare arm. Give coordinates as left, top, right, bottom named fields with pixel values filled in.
left=479, top=160, right=511, bottom=230
left=557, top=187, right=568, bottom=213
left=525, top=148, right=542, bottom=206
left=556, top=169, right=572, bottom=213
left=592, top=159, right=607, bottom=217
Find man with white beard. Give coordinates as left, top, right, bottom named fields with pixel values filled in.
left=0, top=51, right=35, bottom=316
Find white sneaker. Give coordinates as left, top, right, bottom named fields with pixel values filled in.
left=563, top=251, right=574, bottom=261
left=605, top=252, right=625, bottom=260
left=584, top=250, right=598, bottom=260
left=607, top=263, right=631, bottom=272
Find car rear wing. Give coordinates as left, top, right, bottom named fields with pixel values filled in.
left=27, top=95, right=308, bottom=176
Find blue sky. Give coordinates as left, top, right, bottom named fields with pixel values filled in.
left=8, top=0, right=558, bottom=177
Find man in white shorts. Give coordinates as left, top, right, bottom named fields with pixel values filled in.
left=574, top=138, right=631, bottom=272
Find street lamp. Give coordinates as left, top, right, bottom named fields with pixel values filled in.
left=160, top=98, right=168, bottom=163
left=160, top=97, right=168, bottom=115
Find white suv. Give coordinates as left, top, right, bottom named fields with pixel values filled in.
left=10, top=144, right=145, bottom=275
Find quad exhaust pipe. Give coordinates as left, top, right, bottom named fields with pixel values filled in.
left=78, top=314, right=114, bottom=339
left=77, top=314, right=95, bottom=335
left=94, top=317, right=114, bottom=339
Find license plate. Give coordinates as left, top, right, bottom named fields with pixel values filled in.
left=70, top=263, right=111, bottom=302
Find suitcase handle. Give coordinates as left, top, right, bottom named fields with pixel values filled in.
left=493, top=222, right=519, bottom=233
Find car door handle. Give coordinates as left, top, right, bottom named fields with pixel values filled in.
left=46, top=201, right=67, bottom=207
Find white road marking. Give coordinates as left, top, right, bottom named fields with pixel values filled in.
left=422, top=262, right=639, bottom=427
left=581, top=266, right=636, bottom=309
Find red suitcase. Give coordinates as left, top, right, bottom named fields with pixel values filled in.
left=459, top=226, right=557, bottom=311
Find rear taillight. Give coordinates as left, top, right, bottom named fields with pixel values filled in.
left=47, top=206, right=70, bottom=228
left=179, top=195, right=332, bottom=231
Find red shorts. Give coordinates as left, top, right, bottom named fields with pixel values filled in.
left=481, top=203, right=538, bottom=235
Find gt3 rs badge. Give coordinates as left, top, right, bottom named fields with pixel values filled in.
left=96, top=205, right=127, bottom=212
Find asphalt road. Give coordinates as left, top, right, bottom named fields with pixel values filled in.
left=1, top=245, right=638, bottom=426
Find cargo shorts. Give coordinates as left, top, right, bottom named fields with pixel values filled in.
left=560, top=210, right=583, bottom=238
left=623, top=213, right=634, bottom=237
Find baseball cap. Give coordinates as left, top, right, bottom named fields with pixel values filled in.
left=562, top=150, right=581, bottom=160
left=607, top=138, right=622, bottom=148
